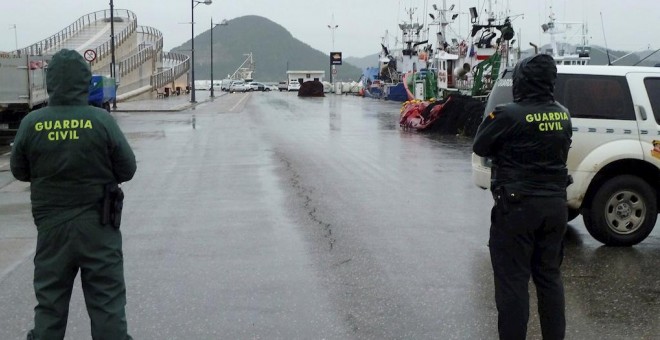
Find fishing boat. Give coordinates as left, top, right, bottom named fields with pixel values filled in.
left=359, top=66, right=386, bottom=99
left=396, top=7, right=438, bottom=101
left=431, top=0, right=517, bottom=99
left=540, top=7, right=590, bottom=65
left=399, top=0, right=517, bottom=133
left=362, top=8, right=438, bottom=102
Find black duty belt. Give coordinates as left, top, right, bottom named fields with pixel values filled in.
left=493, top=168, right=568, bottom=183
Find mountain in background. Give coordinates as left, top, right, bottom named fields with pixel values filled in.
left=171, top=15, right=363, bottom=82
left=345, top=54, right=383, bottom=70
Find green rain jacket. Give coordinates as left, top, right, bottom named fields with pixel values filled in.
left=10, top=49, right=136, bottom=231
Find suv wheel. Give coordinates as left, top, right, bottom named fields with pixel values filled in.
left=583, top=175, right=657, bottom=246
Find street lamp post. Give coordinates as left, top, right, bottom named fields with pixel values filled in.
left=210, top=18, right=228, bottom=98
left=327, top=16, right=338, bottom=84
left=190, top=0, right=213, bottom=103
left=110, top=0, right=117, bottom=110
left=9, top=24, right=18, bottom=51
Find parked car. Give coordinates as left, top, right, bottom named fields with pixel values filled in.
left=277, top=81, right=288, bottom=92
left=264, top=83, right=279, bottom=92
left=287, top=80, right=301, bottom=91
left=220, top=79, right=235, bottom=91
left=208, top=81, right=222, bottom=91
left=248, top=82, right=266, bottom=91
left=229, top=81, right=250, bottom=93
left=472, top=65, right=660, bottom=246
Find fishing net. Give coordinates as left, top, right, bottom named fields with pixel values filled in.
left=399, top=94, right=486, bottom=137
left=298, top=81, right=325, bottom=97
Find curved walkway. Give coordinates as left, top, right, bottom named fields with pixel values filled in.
left=14, top=9, right=189, bottom=97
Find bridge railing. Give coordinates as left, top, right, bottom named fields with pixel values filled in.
left=151, top=52, right=190, bottom=89
left=16, top=9, right=137, bottom=65
left=13, top=9, right=189, bottom=93
left=137, top=26, right=164, bottom=52
left=138, top=26, right=189, bottom=90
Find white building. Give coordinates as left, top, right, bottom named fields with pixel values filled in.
left=286, top=70, right=325, bottom=84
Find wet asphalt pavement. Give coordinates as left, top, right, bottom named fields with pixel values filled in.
left=0, top=91, right=659, bottom=339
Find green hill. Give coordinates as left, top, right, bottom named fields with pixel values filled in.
left=172, top=15, right=363, bottom=82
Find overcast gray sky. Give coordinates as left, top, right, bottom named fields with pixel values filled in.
left=1, top=0, right=658, bottom=58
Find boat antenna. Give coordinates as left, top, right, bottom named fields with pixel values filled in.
left=633, top=48, right=660, bottom=66
left=600, top=12, right=612, bottom=65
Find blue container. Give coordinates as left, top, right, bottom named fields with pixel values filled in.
left=88, top=75, right=116, bottom=110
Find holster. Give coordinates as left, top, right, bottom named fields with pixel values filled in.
left=493, top=186, right=522, bottom=214
left=102, top=183, right=124, bottom=229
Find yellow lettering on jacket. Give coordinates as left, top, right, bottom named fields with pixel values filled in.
left=36, top=119, right=90, bottom=142
left=539, top=122, right=563, bottom=131
left=525, top=112, right=569, bottom=132
left=34, top=119, right=93, bottom=131
left=47, top=130, right=79, bottom=141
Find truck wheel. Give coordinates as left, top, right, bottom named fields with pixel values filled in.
left=103, top=102, right=111, bottom=112
left=582, top=175, right=657, bottom=246
left=567, top=208, right=580, bottom=222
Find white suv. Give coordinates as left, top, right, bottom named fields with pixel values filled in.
left=472, top=65, right=660, bottom=246
left=287, top=79, right=301, bottom=91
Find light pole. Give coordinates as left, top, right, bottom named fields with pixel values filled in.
left=190, top=0, right=213, bottom=103
left=327, top=16, right=338, bottom=84
left=110, top=0, right=117, bottom=110
left=210, top=18, right=228, bottom=98
left=9, top=24, right=18, bottom=51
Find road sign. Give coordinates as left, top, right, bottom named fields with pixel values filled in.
left=84, top=49, right=97, bottom=62
left=330, top=52, right=342, bottom=65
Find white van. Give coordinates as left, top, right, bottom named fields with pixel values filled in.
left=472, top=65, right=660, bottom=246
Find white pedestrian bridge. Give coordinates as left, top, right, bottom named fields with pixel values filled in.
left=13, top=9, right=189, bottom=98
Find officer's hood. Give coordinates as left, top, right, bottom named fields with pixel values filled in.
left=512, top=54, right=556, bottom=103
left=46, top=49, right=91, bottom=106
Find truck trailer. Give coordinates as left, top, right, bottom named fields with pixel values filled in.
left=0, top=53, right=49, bottom=130
left=0, top=53, right=117, bottom=135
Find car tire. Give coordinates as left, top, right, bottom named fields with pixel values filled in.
left=582, top=175, right=657, bottom=246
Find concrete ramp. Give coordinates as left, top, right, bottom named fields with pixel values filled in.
left=14, top=9, right=189, bottom=97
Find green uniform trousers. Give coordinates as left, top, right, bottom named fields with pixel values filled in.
left=29, top=213, right=131, bottom=340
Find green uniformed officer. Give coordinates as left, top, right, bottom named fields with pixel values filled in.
left=10, top=49, right=136, bottom=340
